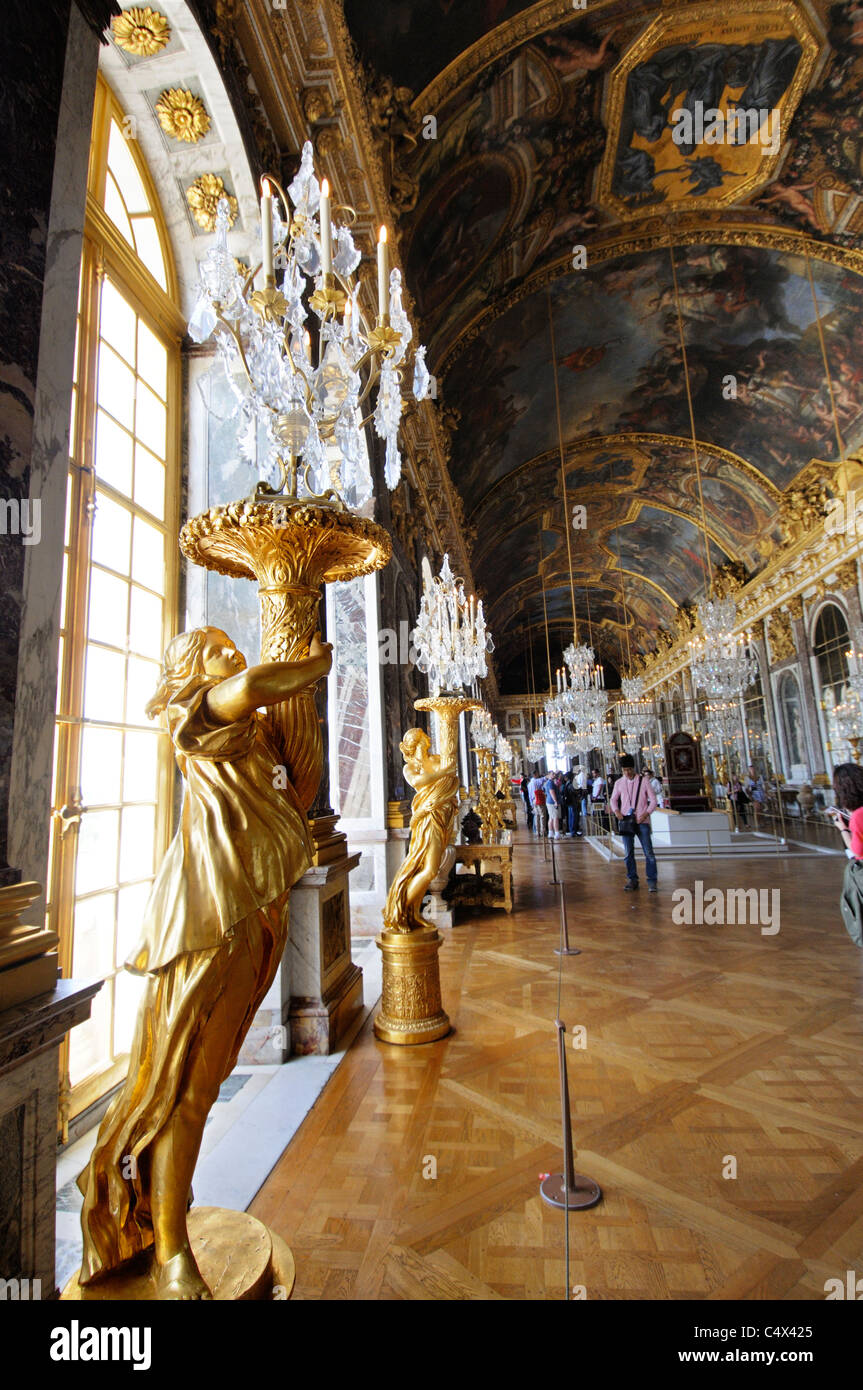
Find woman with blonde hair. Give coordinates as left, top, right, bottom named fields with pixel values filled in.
left=77, top=625, right=331, bottom=1299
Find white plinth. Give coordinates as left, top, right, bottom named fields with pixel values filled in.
left=650, top=809, right=732, bottom=848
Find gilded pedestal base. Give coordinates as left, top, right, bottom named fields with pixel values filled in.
left=373, top=926, right=450, bottom=1045
left=62, top=1207, right=295, bottom=1301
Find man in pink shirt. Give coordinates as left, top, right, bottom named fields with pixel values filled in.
left=609, top=754, right=659, bottom=893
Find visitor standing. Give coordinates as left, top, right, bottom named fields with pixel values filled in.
left=610, top=754, right=659, bottom=893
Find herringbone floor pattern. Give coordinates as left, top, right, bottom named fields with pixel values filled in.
left=250, top=833, right=863, bottom=1299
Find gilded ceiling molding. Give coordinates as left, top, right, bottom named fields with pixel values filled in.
left=436, top=221, right=863, bottom=375
left=412, top=0, right=637, bottom=116
left=596, top=0, right=818, bottom=223
left=469, top=432, right=782, bottom=530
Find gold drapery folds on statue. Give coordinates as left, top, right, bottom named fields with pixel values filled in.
left=67, top=498, right=392, bottom=1301
left=374, top=694, right=478, bottom=1046
left=68, top=626, right=332, bottom=1301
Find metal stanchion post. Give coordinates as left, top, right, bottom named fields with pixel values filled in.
left=548, top=831, right=558, bottom=885
left=540, top=1019, right=602, bottom=1211
left=554, top=883, right=580, bottom=957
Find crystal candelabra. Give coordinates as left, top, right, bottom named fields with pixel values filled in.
left=470, top=710, right=504, bottom=843
left=188, top=141, right=430, bottom=509
left=411, top=555, right=492, bottom=696
left=689, top=596, right=757, bottom=699
left=470, top=708, right=496, bottom=751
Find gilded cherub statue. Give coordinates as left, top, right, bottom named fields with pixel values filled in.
left=76, top=625, right=331, bottom=1300
left=382, top=727, right=459, bottom=933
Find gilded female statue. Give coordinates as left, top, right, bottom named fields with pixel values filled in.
left=77, top=625, right=331, bottom=1299
left=383, top=727, right=459, bottom=933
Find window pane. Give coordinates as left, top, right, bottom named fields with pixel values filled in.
left=135, top=383, right=166, bottom=457
left=116, top=881, right=151, bottom=966
left=125, top=655, right=160, bottom=726
left=69, top=979, right=113, bottom=1087
left=104, top=173, right=134, bottom=247
left=91, top=491, right=132, bottom=574
left=129, top=585, right=162, bottom=659
left=87, top=568, right=129, bottom=647
left=75, top=808, right=119, bottom=896
left=60, top=552, right=69, bottom=629
left=120, top=803, right=156, bottom=884
left=132, top=516, right=164, bottom=586
left=132, top=216, right=167, bottom=291
left=69, top=386, right=78, bottom=458
left=98, top=344, right=135, bottom=430
left=138, top=319, right=167, bottom=399
left=123, top=729, right=160, bottom=802
left=80, top=726, right=123, bottom=805
left=65, top=472, right=73, bottom=547
left=71, top=891, right=116, bottom=978
left=95, top=409, right=133, bottom=494
left=134, top=444, right=165, bottom=519
left=100, top=280, right=136, bottom=364
left=83, top=645, right=126, bottom=721
left=107, top=120, right=149, bottom=214
left=113, top=968, right=146, bottom=1055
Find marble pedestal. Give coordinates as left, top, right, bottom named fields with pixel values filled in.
left=287, top=851, right=364, bottom=1055
left=424, top=844, right=456, bottom=929
left=649, top=809, right=733, bottom=849
left=0, top=980, right=100, bottom=1297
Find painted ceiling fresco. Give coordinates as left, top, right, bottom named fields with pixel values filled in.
left=346, top=0, right=863, bottom=689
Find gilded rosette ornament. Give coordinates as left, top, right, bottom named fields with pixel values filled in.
left=180, top=500, right=391, bottom=811
left=186, top=174, right=238, bottom=232
left=111, top=7, right=171, bottom=56
left=156, top=89, right=210, bottom=144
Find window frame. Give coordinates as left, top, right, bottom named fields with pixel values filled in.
left=50, top=75, right=183, bottom=1127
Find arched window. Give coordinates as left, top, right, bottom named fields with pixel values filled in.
left=814, top=603, right=850, bottom=708
left=48, top=77, right=183, bottom=1122
left=779, top=671, right=805, bottom=771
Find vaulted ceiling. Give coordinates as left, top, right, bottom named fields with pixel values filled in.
left=344, top=0, right=863, bottom=692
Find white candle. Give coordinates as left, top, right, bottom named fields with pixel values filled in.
left=320, top=178, right=332, bottom=277
left=378, top=225, right=389, bottom=318
left=261, top=178, right=274, bottom=282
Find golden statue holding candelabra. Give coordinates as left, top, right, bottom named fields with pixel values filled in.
left=66, top=141, right=428, bottom=1295
left=67, top=628, right=330, bottom=1300
left=383, top=729, right=460, bottom=934
left=374, top=556, right=491, bottom=1045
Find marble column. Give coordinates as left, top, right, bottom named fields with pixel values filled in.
left=6, top=4, right=100, bottom=902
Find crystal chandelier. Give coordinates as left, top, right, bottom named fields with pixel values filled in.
left=560, top=641, right=608, bottom=729
left=495, top=733, right=513, bottom=764
left=188, top=142, right=430, bottom=509
left=470, top=708, right=497, bottom=751
left=526, top=717, right=547, bottom=763
left=621, top=673, right=644, bottom=702
left=689, top=596, right=757, bottom=700
left=411, top=555, right=493, bottom=696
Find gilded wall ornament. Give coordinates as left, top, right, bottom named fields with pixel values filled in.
left=779, top=478, right=832, bottom=545
left=185, top=175, right=238, bottom=232
left=788, top=595, right=804, bottom=620
left=111, top=7, right=170, bottom=56
left=768, top=611, right=795, bottom=663
left=834, top=560, right=859, bottom=591
left=156, top=89, right=211, bottom=144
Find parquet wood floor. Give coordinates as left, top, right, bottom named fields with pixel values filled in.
left=250, top=833, right=863, bottom=1300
